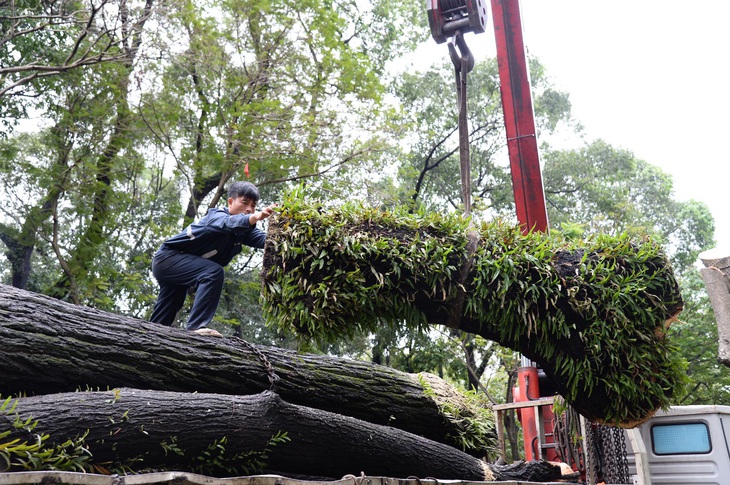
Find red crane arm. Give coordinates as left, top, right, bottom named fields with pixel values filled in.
left=490, top=0, right=549, bottom=234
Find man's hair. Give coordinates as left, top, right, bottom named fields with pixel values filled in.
left=227, top=181, right=260, bottom=203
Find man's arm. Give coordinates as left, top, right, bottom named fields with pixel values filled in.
left=244, top=205, right=275, bottom=249
left=248, top=205, right=275, bottom=225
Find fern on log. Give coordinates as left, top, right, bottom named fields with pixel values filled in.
left=261, top=198, right=687, bottom=427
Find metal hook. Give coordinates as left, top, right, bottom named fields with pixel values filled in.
left=447, top=30, right=474, bottom=73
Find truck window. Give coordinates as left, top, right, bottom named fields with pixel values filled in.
left=651, top=422, right=711, bottom=455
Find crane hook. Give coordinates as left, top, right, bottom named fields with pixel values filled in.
left=447, top=30, right=475, bottom=74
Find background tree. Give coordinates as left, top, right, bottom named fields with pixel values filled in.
left=391, top=57, right=573, bottom=214
left=0, top=0, right=425, bottom=313
left=134, top=0, right=426, bottom=222
left=672, top=270, right=730, bottom=405
left=541, top=140, right=713, bottom=272
left=0, top=0, right=156, bottom=303
left=0, top=0, right=154, bottom=120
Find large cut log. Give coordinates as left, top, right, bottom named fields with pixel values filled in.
left=0, top=284, right=492, bottom=456
left=699, top=248, right=730, bottom=366
left=261, top=200, right=686, bottom=428
left=0, top=389, right=571, bottom=482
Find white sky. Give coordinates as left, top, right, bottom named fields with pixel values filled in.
left=433, top=1, right=730, bottom=253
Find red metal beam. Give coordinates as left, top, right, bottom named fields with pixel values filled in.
left=490, top=0, right=549, bottom=234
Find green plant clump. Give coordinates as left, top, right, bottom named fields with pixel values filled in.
left=0, top=397, right=92, bottom=473
left=261, top=196, right=687, bottom=427
left=419, top=374, right=497, bottom=457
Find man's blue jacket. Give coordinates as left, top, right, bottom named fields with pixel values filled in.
left=158, top=207, right=266, bottom=266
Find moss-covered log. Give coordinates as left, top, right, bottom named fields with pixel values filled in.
left=0, top=389, right=570, bottom=482
left=261, top=199, right=686, bottom=427
left=0, top=284, right=493, bottom=455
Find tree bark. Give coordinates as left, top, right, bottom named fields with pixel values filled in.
left=0, top=389, right=569, bottom=482
left=699, top=249, right=730, bottom=366
left=0, top=284, right=489, bottom=455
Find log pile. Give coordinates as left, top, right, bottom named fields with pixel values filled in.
left=0, top=283, right=490, bottom=453
left=261, top=199, right=686, bottom=427
left=0, top=284, right=572, bottom=481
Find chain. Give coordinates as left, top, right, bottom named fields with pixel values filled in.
left=554, top=404, right=633, bottom=485
left=588, top=424, right=629, bottom=484
left=238, top=338, right=280, bottom=392
left=599, top=427, right=612, bottom=482
left=553, top=404, right=585, bottom=475
left=551, top=411, right=630, bottom=485
left=584, top=420, right=597, bottom=485
left=616, top=427, right=630, bottom=483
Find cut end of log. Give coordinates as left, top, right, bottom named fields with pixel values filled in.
left=699, top=246, right=730, bottom=269
left=418, top=372, right=471, bottom=410
left=482, top=461, right=496, bottom=481
left=416, top=372, right=497, bottom=456
left=610, top=408, right=659, bottom=429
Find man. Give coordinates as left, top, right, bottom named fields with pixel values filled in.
left=149, top=181, right=273, bottom=336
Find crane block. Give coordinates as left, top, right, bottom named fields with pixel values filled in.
left=428, top=0, right=488, bottom=44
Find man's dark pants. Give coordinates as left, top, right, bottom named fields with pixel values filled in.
left=150, top=249, right=224, bottom=331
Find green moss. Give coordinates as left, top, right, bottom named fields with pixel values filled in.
left=418, top=374, right=497, bottom=457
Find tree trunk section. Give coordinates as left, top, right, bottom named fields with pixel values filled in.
left=262, top=206, right=685, bottom=428
left=0, top=284, right=487, bottom=455
left=700, top=249, right=730, bottom=366
left=0, top=389, right=569, bottom=482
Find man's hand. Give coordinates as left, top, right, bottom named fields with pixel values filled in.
left=249, top=205, right=275, bottom=225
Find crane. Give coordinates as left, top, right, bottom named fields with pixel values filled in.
left=427, top=0, right=548, bottom=232
left=427, top=0, right=554, bottom=464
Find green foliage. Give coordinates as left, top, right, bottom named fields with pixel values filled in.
left=151, top=432, right=290, bottom=477
left=468, top=228, right=689, bottom=424
left=190, top=432, right=290, bottom=477
left=0, top=397, right=92, bottom=472
left=541, top=140, right=714, bottom=273
left=262, top=196, right=688, bottom=425
left=263, top=194, right=472, bottom=341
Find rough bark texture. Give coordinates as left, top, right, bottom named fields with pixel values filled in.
left=0, top=389, right=569, bottom=482
left=0, top=284, right=484, bottom=454
left=700, top=250, right=730, bottom=366
left=0, top=389, right=486, bottom=480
